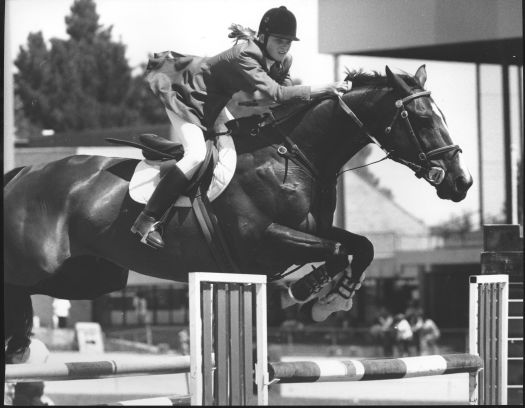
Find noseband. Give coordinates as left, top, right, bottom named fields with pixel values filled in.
left=338, top=90, right=462, bottom=185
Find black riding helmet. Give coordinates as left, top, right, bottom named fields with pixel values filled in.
left=258, top=6, right=300, bottom=41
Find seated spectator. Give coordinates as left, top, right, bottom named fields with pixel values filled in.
left=13, top=381, right=54, bottom=406
left=393, top=313, right=413, bottom=357
left=5, top=338, right=52, bottom=406
left=370, top=308, right=394, bottom=357
left=419, top=315, right=441, bottom=355
left=408, top=310, right=424, bottom=355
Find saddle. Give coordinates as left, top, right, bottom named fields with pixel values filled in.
left=107, top=134, right=184, bottom=161
left=106, top=134, right=238, bottom=274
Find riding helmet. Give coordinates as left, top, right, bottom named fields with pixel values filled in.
left=258, top=6, right=299, bottom=41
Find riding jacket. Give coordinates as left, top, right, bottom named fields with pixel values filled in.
left=145, top=39, right=311, bottom=132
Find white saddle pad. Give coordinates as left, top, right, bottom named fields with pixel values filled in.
left=129, top=135, right=237, bottom=207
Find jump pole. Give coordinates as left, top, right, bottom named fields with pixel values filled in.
left=188, top=272, right=268, bottom=405
left=101, top=395, right=192, bottom=406
left=5, top=356, right=191, bottom=382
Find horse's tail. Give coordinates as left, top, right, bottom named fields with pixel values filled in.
left=4, top=166, right=25, bottom=187
left=4, top=284, right=33, bottom=363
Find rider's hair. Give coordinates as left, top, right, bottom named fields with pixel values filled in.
left=228, top=24, right=257, bottom=44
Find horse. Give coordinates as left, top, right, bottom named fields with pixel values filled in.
left=4, top=65, right=472, bottom=360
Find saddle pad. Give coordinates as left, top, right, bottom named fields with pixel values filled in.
left=129, top=135, right=237, bottom=207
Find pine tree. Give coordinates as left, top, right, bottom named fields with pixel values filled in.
left=14, top=0, right=165, bottom=133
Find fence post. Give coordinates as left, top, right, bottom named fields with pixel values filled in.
left=469, top=274, right=509, bottom=405
left=188, top=272, right=268, bottom=406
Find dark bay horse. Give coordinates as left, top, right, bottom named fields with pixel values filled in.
left=4, top=66, right=472, bottom=359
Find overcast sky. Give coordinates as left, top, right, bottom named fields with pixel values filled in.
left=6, top=0, right=520, bottom=227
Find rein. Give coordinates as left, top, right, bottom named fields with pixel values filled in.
left=336, top=90, right=462, bottom=185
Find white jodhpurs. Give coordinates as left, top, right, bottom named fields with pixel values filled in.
left=166, top=109, right=206, bottom=179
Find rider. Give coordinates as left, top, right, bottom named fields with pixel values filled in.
left=131, top=5, right=351, bottom=249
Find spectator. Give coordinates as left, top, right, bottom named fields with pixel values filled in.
left=133, top=295, right=149, bottom=325
left=5, top=338, right=53, bottom=406
left=370, top=308, right=394, bottom=357
left=177, top=329, right=190, bottom=356
left=419, top=315, right=441, bottom=355
left=52, top=299, right=71, bottom=329
left=13, top=382, right=54, bottom=406
left=408, top=310, right=424, bottom=355
left=393, top=313, right=413, bottom=357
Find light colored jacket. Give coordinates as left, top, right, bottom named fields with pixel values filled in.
left=145, top=39, right=310, bottom=131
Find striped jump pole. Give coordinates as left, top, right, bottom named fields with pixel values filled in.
left=5, top=355, right=191, bottom=382
left=101, top=395, right=191, bottom=406
left=188, top=272, right=268, bottom=406
left=469, top=274, right=509, bottom=405
left=268, top=354, right=482, bottom=405
left=267, top=354, right=483, bottom=383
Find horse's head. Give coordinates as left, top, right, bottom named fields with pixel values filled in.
left=343, top=65, right=472, bottom=202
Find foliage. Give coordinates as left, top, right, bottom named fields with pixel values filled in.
left=14, top=0, right=166, bottom=134
left=430, top=211, right=475, bottom=239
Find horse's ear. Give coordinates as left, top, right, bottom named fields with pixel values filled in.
left=415, top=65, right=427, bottom=88
left=385, top=65, right=411, bottom=95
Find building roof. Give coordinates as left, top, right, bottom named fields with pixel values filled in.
left=319, top=0, right=522, bottom=65
left=343, top=171, right=428, bottom=236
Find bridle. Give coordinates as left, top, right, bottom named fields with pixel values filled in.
left=337, top=89, right=462, bottom=185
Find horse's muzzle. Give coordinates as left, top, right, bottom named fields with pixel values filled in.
left=455, top=174, right=473, bottom=194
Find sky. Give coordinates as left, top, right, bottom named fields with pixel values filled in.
left=5, top=0, right=519, bottom=227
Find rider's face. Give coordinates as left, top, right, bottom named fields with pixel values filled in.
left=265, top=35, right=292, bottom=62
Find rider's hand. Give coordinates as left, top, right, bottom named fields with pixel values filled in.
left=333, top=80, right=352, bottom=95
left=310, top=81, right=352, bottom=99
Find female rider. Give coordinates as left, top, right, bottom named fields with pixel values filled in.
left=132, top=5, right=351, bottom=249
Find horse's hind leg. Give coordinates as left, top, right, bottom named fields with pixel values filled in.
left=4, top=284, right=33, bottom=363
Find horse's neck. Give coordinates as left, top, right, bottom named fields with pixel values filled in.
left=289, top=97, right=371, bottom=177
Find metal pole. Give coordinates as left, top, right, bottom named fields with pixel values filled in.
left=4, top=0, right=16, bottom=173
left=476, top=63, right=484, bottom=228
left=517, top=67, right=523, bottom=227
left=333, top=54, right=346, bottom=229
left=502, top=63, right=513, bottom=224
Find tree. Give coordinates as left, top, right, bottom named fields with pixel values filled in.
left=14, top=0, right=165, bottom=134
left=14, top=31, right=53, bottom=130
left=430, top=211, right=474, bottom=240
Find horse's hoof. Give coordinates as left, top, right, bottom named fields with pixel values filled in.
left=311, top=297, right=353, bottom=322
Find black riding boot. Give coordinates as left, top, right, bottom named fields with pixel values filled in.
left=131, top=165, right=189, bottom=249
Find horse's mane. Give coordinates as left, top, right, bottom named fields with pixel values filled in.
left=344, top=68, right=419, bottom=89
left=233, top=67, right=420, bottom=153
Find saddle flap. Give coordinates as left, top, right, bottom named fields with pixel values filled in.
left=129, top=135, right=237, bottom=207
left=105, top=136, right=184, bottom=161
left=138, top=134, right=184, bottom=160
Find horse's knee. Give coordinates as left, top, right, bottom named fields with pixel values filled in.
left=362, top=236, right=374, bottom=262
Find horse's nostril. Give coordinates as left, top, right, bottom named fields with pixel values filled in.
left=455, top=175, right=472, bottom=192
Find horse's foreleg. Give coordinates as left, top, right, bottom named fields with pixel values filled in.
left=308, top=227, right=374, bottom=321
left=323, top=227, right=374, bottom=297
left=264, top=223, right=347, bottom=258
left=264, top=223, right=351, bottom=302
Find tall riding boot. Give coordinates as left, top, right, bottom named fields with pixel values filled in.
left=131, top=165, right=189, bottom=249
